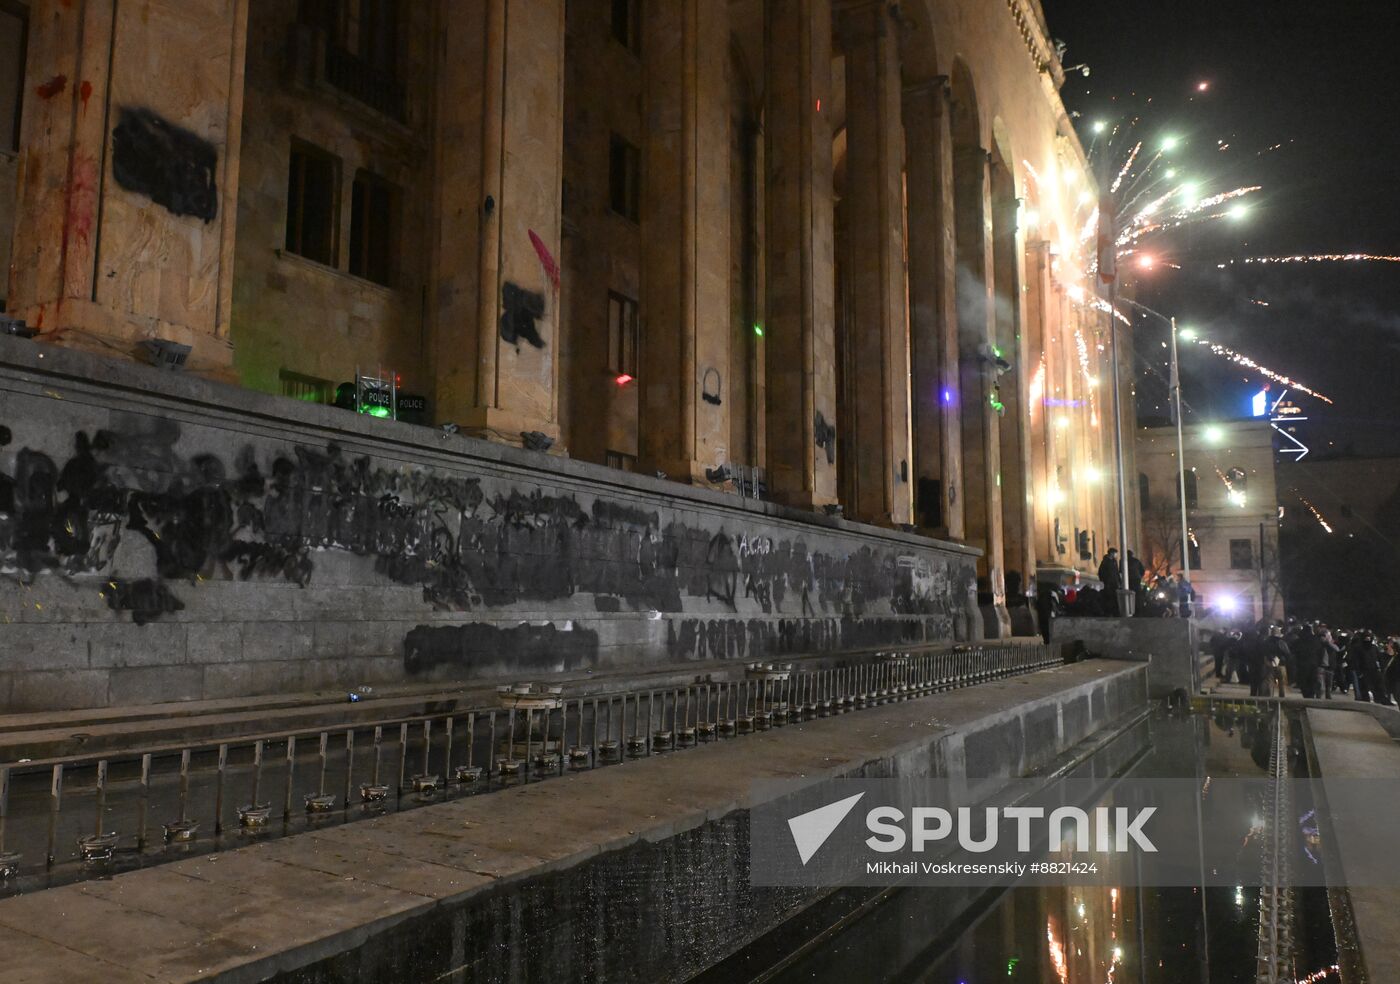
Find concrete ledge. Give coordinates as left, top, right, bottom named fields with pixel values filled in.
left=1305, top=707, right=1400, bottom=984
left=1058, top=616, right=1200, bottom=697
left=0, top=660, right=1146, bottom=983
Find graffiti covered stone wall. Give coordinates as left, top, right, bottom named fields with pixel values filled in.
left=0, top=339, right=980, bottom=711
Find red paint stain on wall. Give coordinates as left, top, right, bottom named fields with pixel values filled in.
left=79, top=80, right=93, bottom=112
left=528, top=230, right=560, bottom=289
left=36, top=75, right=67, bottom=100
left=59, top=153, right=99, bottom=273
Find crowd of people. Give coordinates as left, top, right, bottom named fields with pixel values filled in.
left=1208, top=619, right=1400, bottom=703
left=1047, top=547, right=1195, bottom=619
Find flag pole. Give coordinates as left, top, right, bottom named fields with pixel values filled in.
left=1107, top=277, right=1132, bottom=616
left=1171, top=317, right=1191, bottom=587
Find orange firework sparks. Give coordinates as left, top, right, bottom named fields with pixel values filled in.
left=1219, top=253, right=1400, bottom=267
left=1186, top=337, right=1334, bottom=404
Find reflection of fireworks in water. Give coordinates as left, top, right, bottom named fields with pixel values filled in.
left=1046, top=919, right=1069, bottom=984
left=1186, top=337, right=1334, bottom=404
left=1299, top=808, right=1321, bottom=864
left=1219, top=253, right=1400, bottom=267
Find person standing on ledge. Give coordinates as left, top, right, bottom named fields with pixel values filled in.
left=1175, top=570, right=1194, bottom=618
left=1098, top=548, right=1122, bottom=616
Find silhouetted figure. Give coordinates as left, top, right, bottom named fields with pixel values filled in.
left=1098, top=548, right=1121, bottom=616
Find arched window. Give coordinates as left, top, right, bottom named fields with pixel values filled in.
left=1180, top=468, right=1199, bottom=509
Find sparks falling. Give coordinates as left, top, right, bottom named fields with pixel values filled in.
left=1295, top=493, right=1334, bottom=534
left=1186, top=337, right=1334, bottom=404
left=1218, top=253, right=1400, bottom=267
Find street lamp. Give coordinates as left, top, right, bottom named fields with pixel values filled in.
left=1126, top=298, right=1194, bottom=596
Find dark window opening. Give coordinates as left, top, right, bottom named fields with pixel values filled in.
left=1180, top=468, right=1199, bottom=510
left=300, top=0, right=404, bottom=120
left=1229, top=538, right=1254, bottom=571
left=609, top=134, right=640, bottom=222
left=286, top=141, right=341, bottom=266
left=349, top=169, right=398, bottom=286
left=608, top=291, right=639, bottom=376
left=357, top=0, right=399, bottom=77
left=1138, top=473, right=1150, bottom=512
left=0, top=0, right=27, bottom=153
left=611, top=0, right=641, bottom=55
left=1188, top=538, right=1201, bottom=571
left=605, top=450, right=637, bottom=472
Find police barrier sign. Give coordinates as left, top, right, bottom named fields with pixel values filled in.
left=748, top=778, right=1400, bottom=887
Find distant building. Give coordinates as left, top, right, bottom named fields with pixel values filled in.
left=1136, top=419, right=1283, bottom=621
left=1279, top=455, right=1400, bottom=631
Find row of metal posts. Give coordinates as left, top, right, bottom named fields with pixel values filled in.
left=0, top=643, right=1058, bottom=877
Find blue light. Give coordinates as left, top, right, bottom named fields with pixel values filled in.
left=942, top=388, right=953, bottom=405
left=1251, top=390, right=1267, bottom=417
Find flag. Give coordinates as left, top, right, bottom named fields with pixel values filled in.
left=1097, top=191, right=1117, bottom=287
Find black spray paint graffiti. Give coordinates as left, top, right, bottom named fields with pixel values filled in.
left=0, top=418, right=973, bottom=645
left=102, top=578, right=185, bottom=626
left=111, top=107, right=219, bottom=222
left=665, top=615, right=946, bottom=663
left=500, top=282, right=546, bottom=348
left=404, top=622, right=598, bottom=676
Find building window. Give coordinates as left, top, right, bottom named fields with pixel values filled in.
left=1138, top=473, right=1150, bottom=512
left=608, top=291, right=639, bottom=377
left=300, top=0, right=404, bottom=120
left=286, top=141, right=341, bottom=266
left=279, top=370, right=333, bottom=405
left=610, top=0, right=641, bottom=55
left=1229, top=538, right=1254, bottom=571
left=1188, top=536, right=1202, bottom=571
left=349, top=169, right=398, bottom=286
left=605, top=450, right=637, bottom=472
left=0, top=0, right=26, bottom=153
left=609, top=134, right=640, bottom=221
left=1180, top=468, right=1198, bottom=510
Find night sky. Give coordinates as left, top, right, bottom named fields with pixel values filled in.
left=1044, top=0, right=1400, bottom=457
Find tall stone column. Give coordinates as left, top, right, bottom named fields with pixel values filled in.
left=992, top=193, right=1036, bottom=633
left=431, top=0, right=565, bottom=447
left=904, top=76, right=964, bottom=539
left=763, top=0, right=838, bottom=510
left=953, top=143, right=1009, bottom=638
left=1024, top=240, right=1055, bottom=562
left=7, top=0, right=249, bottom=378
left=837, top=0, right=910, bottom=527
left=638, top=0, right=730, bottom=483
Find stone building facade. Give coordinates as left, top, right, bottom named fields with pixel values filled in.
left=1137, top=419, right=1283, bottom=621
left=0, top=0, right=1133, bottom=708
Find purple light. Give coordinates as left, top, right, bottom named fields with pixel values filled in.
left=942, top=388, right=953, bottom=405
